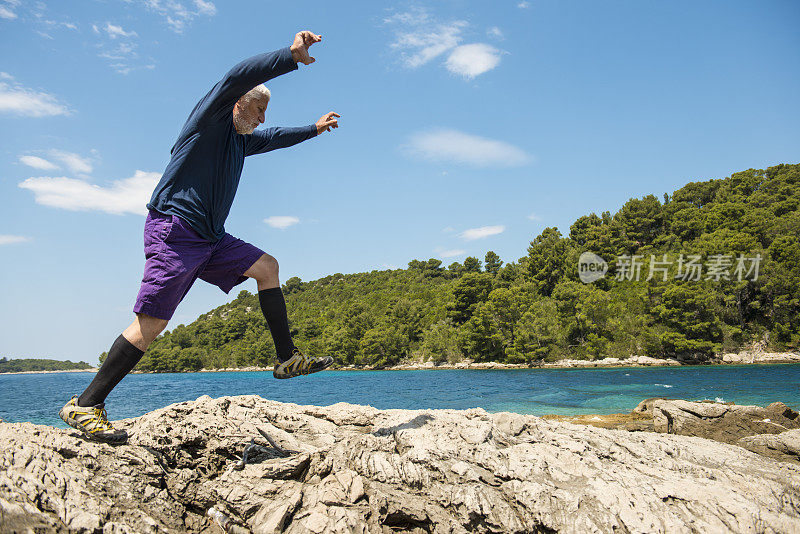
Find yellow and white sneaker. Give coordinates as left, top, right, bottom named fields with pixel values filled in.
left=58, top=395, right=128, bottom=444
left=273, top=348, right=333, bottom=379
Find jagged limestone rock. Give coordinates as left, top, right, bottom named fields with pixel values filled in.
left=2, top=395, right=800, bottom=533
left=739, top=429, right=800, bottom=461
left=652, top=399, right=800, bottom=462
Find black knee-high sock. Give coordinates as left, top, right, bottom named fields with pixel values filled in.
left=258, top=287, right=295, bottom=362
left=78, top=335, right=144, bottom=407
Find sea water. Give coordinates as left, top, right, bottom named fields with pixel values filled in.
left=1, top=364, right=799, bottom=427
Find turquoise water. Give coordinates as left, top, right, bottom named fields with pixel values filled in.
left=1, top=364, right=799, bottom=427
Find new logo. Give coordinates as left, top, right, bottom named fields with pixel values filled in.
left=578, top=252, right=608, bottom=283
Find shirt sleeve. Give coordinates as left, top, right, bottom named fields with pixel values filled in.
left=196, top=47, right=299, bottom=124
left=244, top=125, right=318, bottom=156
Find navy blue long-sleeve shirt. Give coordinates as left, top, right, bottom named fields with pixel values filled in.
left=147, top=47, right=318, bottom=242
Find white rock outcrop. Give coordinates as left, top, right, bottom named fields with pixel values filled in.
left=2, top=395, right=799, bottom=533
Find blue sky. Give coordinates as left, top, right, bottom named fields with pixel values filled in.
left=1, top=0, right=798, bottom=363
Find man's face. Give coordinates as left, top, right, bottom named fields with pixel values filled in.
left=233, top=96, right=267, bottom=134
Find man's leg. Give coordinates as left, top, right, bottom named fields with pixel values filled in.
left=200, top=235, right=333, bottom=378
left=61, top=210, right=204, bottom=442
left=77, top=313, right=168, bottom=407
left=60, top=312, right=170, bottom=443
left=244, top=253, right=296, bottom=362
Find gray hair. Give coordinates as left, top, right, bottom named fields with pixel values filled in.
left=240, top=84, right=271, bottom=105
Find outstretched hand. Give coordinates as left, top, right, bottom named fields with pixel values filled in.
left=316, top=112, right=340, bottom=134
left=290, top=31, right=321, bottom=65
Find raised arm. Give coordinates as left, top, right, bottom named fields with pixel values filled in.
left=244, top=112, right=340, bottom=156
left=217, top=49, right=296, bottom=108
left=244, top=125, right=318, bottom=156
left=197, top=31, right=322, bottom=124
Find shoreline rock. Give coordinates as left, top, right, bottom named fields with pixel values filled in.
left=193, top=351, right=800, bottom=373
left=2, top=395, right=800, bottom=533
left=0, top=367, right=99, bottom=376
left=9, top=352, right=795, bottom=376
left=6, top=352, right=797, bottom=376
left=547, top=398, right=800, bottom=465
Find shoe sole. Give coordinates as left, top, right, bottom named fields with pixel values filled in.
left=273, top=358, right=334, bottom=379
left=59, top=407, right=127, bottom=444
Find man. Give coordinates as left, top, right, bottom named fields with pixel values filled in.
left=59, top=30, right=339, bottom=444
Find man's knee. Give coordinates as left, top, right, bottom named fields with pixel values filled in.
left=263, top=254, right=279, bottom=276
left=124, top=313, right=169, bottom=351
left=136, top=313, right=169, bottom=336
left=249, top=253, right=279, bottom=280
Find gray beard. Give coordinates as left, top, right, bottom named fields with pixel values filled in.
left=233, top=114, right=255, bottom=135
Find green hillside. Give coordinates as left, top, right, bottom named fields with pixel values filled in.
left=124, top=164, right=800, bottom=372
left=0, top=357, right=93, bottom=373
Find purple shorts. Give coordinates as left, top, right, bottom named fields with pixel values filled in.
left=133, top=210, right=265, bottom=321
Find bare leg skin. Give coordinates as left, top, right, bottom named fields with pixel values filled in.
left=122, top=313, right=169, bottom=352
left=244, top=253, right=280, bottom=290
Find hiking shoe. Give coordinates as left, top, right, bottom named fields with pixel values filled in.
left=273, top=348, right=333, bottom=379
left=59, top=395, right=128, bottom=444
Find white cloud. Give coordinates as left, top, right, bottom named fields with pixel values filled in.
left=439, top=249, right=466, bottom=258
left=0, top=80, right=70, bottom=117
left=41, top=19, right=79, bottom=31
left=108, top=64, right=131, bottom=75
left=19, top=155, right=59, bottom=171
left=18, top=171, right=160, bottom=215
left=383, top=7, right=430, bottom=26
left=0, top=6, right=17, bottom=19
left=404, top=128, right=531, bottom=167
left=442, top=226, right=455, bottom=233
left=48, top=150, right=93, bottom=174
left=105, top=22, right=137, bottom=39
left=460, top=225, right=505, bottom=241
left=166, top=16, right=185, bottom=33
left=92, top=18, right=148, bottom=74
left=99, top=41, right=137, bottom=60
left=392, top=20, right=467, bottom=68
left=446, top=44, right=502, bottom=79
left=0, top=235, right=29, bottom=245
left=138, top=0, right=216, bottom=33
left=386, top=9, right=502, bottom=79
left=264, top=216, right=300, bottom=229
left=527, top=212, right=541, bottom=221
left=385, top=7, right=467, bottom=69
left=194, top=0, right=216, bottom=16
left=487, top=26, right=504, bottom=39
left=98, top=41, right=144, bottom=74
left=1, top=2, right=77, bottom=28
left=518, top=1, right=531, bottom=8
left=0, top=72, right=12, bottom=80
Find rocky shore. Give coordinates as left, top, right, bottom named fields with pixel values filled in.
left=0, top=367, right=99, bottom=376
left=191, top=351, right=800, bottom=373
left=2, top=395, right=800, bottom=533
left=355, top=350, right=800, bottom=370
left=10, top=351, right=790, bottom=375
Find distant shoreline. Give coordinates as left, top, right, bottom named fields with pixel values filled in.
left=0, top=367, right=98, bottom=376
left=3, top=351, right=797, bottom=375
left=190, top=351, right=799, bottom=374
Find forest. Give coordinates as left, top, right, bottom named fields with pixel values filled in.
left=0, top=357, right=93, bottom=373
left=110, top=164, right=799, bottom=372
